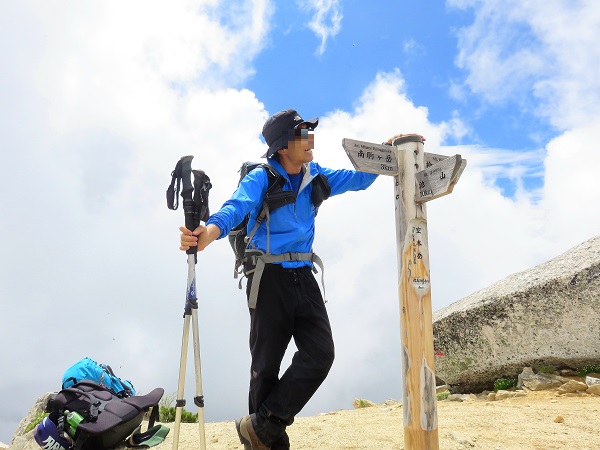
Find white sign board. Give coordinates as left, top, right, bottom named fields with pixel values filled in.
left=342, top=138, right=398, bottom=175
left=415, top=155, right=466, bottom=203
left=343, top=138, right=461, bottom=179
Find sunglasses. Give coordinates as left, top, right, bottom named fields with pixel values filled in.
left=294, top=128, right=314, bottom=138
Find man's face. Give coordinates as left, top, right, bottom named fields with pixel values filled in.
left=284, top=124, right=315, bottom=163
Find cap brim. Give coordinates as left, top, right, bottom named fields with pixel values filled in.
left=294, top=117, right=319, bottom=130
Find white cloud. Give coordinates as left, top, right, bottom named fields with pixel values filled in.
left=539, top=118, right=600, bottom=245
left=444, top=0, right=600, bottom=259
left=299, top=0, right=343, bottom=55
left=450, top=0, right=600, bottom=130
left=402, top=38, right=425, bottom=57
left=0, top=0, right=271, bottom=441
left=25, top=0, right=272, bottom=137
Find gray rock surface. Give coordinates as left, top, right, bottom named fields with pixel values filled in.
left=432, top=235, right=600, bottom=393
left=9, top=392, right=54, bottom=450
left=517, top=367, right=566, bottom=391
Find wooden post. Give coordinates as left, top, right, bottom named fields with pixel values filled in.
left=341, top=136, right=465, bottom=450
left=393, top=136, right=438, bottom=449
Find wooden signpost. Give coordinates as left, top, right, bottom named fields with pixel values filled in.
left=342, top=136, right=466, bottom=450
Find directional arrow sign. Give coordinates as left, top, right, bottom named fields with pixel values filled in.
left=342, top=138, right=398, bottom=175
left=343, top=138, right=463, bottom=183
left=415, top=155, right=466, bottom=203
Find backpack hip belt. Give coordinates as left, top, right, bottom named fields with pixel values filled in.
left=245, top=251, right=326, bottom=308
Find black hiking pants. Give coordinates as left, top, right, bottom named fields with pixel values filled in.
left=246, top=264, right=335, bottom=448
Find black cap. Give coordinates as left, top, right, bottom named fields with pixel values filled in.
left=261, top=109, right=319, bottom=158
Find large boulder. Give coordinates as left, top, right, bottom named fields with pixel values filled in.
left=432, top=235, right=600, bottom=393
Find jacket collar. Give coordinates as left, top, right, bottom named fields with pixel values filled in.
left=266, top=158, right=288, bottom=178
left=267, top=159, right=317, bottom=192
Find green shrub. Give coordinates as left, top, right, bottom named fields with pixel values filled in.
left=160, top=392, right=176, bottom=409
left=355, top=399, right=369, bottom=408
left=493, top=377, right=518, bottom=392
left=159, top=405, right=198, bottom=423
left=436, top=392, right=449, bottom=401
left=159, top=405, right=176, bottom=423
left=181, top=410, right=198, bottom=423
left=159, top=392, right=176, bottom=422
left=536, top=365, right=556, bottom=374
left=25, top=412, right=48, bottom=433
left=577, top=364, right=600, bottom=377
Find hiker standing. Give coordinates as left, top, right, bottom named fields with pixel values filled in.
left=180, top=109, right=404, bottom=449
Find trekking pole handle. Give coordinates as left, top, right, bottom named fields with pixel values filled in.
left=184, top=217, right=198, bottom=257
left=180, top=156, right=199, bottom=257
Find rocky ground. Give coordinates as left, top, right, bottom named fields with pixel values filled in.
left=7, top=379, right=600, bottom=450
left=145, top=389, right=599, bottom=450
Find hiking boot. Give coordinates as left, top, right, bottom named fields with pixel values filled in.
left=236, top=415, right=270, bottom=450
left=271, top=431, right=290, bottom=450
left=235, top=418, right=251, bottom=450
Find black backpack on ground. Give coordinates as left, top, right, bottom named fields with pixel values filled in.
left=45, top=380, right=165, bottom=449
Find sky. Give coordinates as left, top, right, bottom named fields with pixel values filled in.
left=1, top=0, right=599, bottom=444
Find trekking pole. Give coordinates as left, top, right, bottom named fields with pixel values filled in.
left=166, top=156, right=212, bottom=450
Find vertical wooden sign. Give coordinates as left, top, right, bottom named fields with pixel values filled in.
left=343, top=136, right=466, bottom=450
left=394, top=136, right=438, bottom=449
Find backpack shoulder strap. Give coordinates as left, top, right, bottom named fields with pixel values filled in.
left=244, top=164, right=295, bottom=253
left=255, top=163, right=295, bottom=212
left=310, top=173, right=331, bottom=208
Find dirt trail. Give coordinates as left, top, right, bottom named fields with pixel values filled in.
left=149, top=390, right=600, bottom=449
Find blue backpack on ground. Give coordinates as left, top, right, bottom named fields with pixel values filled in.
left=62, top=357, right=136, bottom=398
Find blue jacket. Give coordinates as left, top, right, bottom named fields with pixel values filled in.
left=207, top=159, right=378, bottom=268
